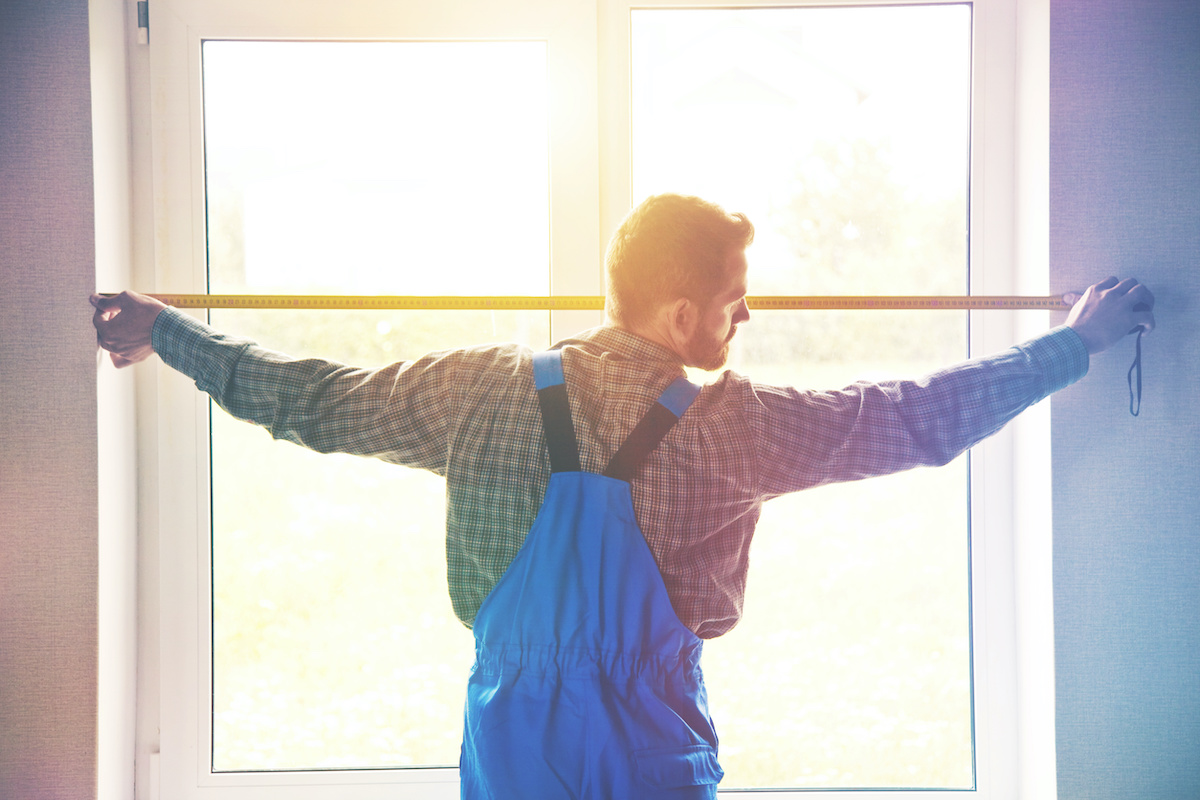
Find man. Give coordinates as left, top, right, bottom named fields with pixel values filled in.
left=93, top=193, right=1154, bottom=798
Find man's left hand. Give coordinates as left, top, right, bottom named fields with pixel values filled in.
left=1063, top=277, right=1155, bottom=356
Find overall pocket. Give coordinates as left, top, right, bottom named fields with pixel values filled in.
left=632, top=744, right=723, bottom=789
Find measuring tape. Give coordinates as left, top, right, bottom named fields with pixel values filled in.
left=119, top=291, right=1148, bottom=414
left=142, top=294, right=1071, bottom=311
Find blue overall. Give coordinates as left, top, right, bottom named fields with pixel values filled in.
left=460, top=350, right=723, bottom=799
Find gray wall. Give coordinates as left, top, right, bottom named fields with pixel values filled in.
left=1050, top=1, right=1200, bottom=797
left=0, top=1, right=100, bottom=798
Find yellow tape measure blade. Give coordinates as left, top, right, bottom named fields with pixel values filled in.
left=138, top=294, right=1071, bottom=311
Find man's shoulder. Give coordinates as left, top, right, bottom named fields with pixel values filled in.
left=423, top=340, right=535, bottom=383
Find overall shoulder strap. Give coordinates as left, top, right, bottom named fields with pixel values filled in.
left=604, top=376, right=702, bottom=482
left=532, top=350, right=581, bottom=473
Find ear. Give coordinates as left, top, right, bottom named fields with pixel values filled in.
left=664, top=296, right=699, bottom=352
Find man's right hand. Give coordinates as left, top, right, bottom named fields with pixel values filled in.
left=1063, top=277, right=1156, bottom=356
left=91, top=290, right=168, bottom=368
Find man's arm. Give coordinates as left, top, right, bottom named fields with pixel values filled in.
left=749, top=277, right=1155, bottom=496
left=91, top=290, right=459, bottom=471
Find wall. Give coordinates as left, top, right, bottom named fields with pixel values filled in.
left=0, top=1, right=100, bottom=798
left=1050, top=1, right=1200, bottom=797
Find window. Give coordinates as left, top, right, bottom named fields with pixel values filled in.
left=202, top=39, right=554, bottom=772
left=625, top=6, right=973, bottom=789
left=141, top=0, right=1049, bottom=797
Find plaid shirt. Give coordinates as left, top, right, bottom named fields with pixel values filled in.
left=154, top=308, right=1088, bottom=638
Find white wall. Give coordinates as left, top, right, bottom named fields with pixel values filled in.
left=90, top=0, right=140, bottom=798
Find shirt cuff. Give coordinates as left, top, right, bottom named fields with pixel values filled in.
left=151, top=306, right=252, bottom=395
left=1018, top=324, right=1090, bottom=395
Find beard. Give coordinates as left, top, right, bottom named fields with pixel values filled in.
left=686, top=325, right=738, bottom=371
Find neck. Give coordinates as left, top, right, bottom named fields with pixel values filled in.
left=603, top=316, right=687, bottom=360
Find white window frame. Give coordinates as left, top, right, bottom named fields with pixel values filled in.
left=133, top=0, right=1055, bottom=798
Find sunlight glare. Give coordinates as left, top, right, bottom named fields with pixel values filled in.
left=203, top=40, right=550, bottom=296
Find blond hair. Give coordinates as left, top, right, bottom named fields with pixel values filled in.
left=605, top=194, right=754, bottom=327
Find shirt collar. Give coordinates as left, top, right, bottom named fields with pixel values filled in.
left=558, top=325, right=685, bottom=370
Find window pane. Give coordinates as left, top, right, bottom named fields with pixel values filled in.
left=632, top=5, right=974, bottom=790
left=202, top=40, right=551, bottom=772
left=203, top=40, right=549, bottom=295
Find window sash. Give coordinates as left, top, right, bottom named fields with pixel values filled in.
left=139, top=0, right=1051, bottom=797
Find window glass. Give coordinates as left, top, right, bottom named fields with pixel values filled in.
left=202, top=40, right=551, bottom=771
left=631, top=5, right=975, bottom=789
left=197, top=6, right=976, bottom=786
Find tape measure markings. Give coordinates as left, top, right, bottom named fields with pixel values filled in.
left=137, top=294, right=1072, bottom=311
